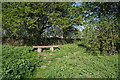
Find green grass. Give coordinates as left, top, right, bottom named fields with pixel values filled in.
left=2, top=44, right=119, bottom=78
left=32, top=44, right=119, bottom=78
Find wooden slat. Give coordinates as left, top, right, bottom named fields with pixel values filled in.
left=33, top=46, right=58, bottom=48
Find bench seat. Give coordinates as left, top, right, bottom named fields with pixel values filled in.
left=33, top=46, right=59, bottom=52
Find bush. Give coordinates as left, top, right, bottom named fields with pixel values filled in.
left=2, top=45, right=42, bottom=79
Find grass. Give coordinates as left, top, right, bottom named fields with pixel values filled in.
left=2, top=44, right=119, bottom=78
left=31, top=44, right=119, bottom=78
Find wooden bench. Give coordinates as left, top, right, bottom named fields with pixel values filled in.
left=33, top=46, right=59, bottom=52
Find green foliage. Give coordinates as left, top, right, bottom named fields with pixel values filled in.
left=2, top=45, right=42, bottom=79
left=80, top=2, right=120, bottom=55
left=2, top=2, right=77, bottom=42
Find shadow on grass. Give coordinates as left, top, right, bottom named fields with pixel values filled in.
left=31, top=47, right=60, bottom=53
left=77, top=44, right=98, bottom=56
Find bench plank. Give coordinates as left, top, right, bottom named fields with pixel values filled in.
left=33, top=46, right=58, bottom=48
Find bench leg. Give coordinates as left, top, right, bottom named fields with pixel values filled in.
left=38, top=48, right=42, bottom=52
left=50, top=47, right=54, bottom=51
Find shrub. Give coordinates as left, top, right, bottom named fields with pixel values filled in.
left=2, top=45, right=42, bottom=79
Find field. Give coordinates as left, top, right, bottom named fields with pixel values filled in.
left=2, top=44, right=119, bottom=78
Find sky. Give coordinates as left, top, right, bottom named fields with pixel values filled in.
left=72, top=2, right=82, bottom=6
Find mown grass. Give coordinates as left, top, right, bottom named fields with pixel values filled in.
left=32, top=44, right=119, bottom=78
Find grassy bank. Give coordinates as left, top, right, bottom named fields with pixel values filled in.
left=2, top=44, right=119, bottom=78
left=33, top=44, right=119, bottom=78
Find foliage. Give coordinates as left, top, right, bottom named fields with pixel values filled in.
left=79, top=2, right=120, bottom=55
left=2, top=45, right=42, bottom=79
left=2, top=2, right=79, bottom=45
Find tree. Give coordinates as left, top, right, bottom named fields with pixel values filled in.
left=79, top=2, right=120, bottom=55
left=2, top=2, right=78, bottom=45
